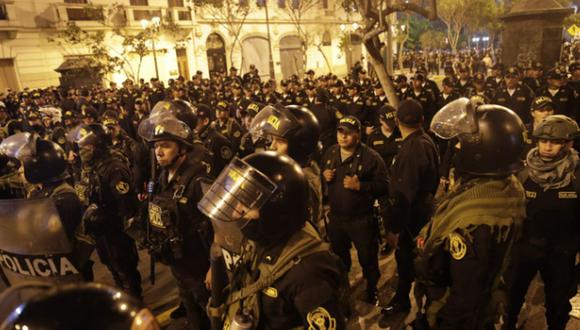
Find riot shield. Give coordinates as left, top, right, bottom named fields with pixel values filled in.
left=0, top=198, right=83, bottom=286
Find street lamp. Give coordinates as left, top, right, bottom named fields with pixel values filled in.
left=141, top=16, right=161, bottom=80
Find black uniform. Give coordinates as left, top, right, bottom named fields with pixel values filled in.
left=213, top=118, right=244, bottom=152
left=198, top=124, right=234, bottom=178
left=342, top=96, right=371, bottom=126
left=322, top=143, right=388, bottom=295
left=308, top=102, right=338, bottom=154
left=77, top=151, right=142, bottom=298
left=523, top=77, right=543, bottom=94
left=507, top=165, right=580, bottom=329
left=493, top=84, right=534, bottom=124
left=404, top=89, right=438, bottom=128
left=149, top=153, right=212, bottom=328
left=387, top=129, right=439, bottom=307
left=535, top=85, right=576, bottom=118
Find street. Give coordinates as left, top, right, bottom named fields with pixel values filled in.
left=90, top=247, right=580, bottom=329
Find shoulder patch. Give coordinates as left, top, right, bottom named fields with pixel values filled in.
left=448, top=232, right=467, bottom=260
left=115, top=181, right=130, bottom=194
left=372, top=140, right=384, bottom=146
left=221, top=146, right=233, bottom=160
left=233, top=130, right=241, bottom=138
left=307, top=306, right=336, bottom=330
left=262, top=286, right=278, bottom=298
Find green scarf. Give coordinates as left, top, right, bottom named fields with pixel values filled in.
left=421, top=175, right=526, bottom=251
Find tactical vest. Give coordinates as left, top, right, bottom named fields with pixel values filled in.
left=148, top=162, right=206, bottom=265
left=518, top=167, right=580, bottom=252
left=215, top=224, right=329, bottom=330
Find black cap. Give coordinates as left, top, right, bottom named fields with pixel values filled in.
left=396, top=99, right=423, bottom=126
left=473, top=73, right=485, bottom=83
left=412, top=72, right=425, bottom=81
left=378, top=104, right=396, bottom=125
left=442, top=77, right=455, bottom=87
left=444, top=66, right=455, bottom=74
left=394, top=75, right=407, bottom=83
left=337, top=116, right=361, bottom=133
left=529, top=62, right=543, bottom=71
left=306, top=69, right=315, bottom=75
left=531, top=96, right=554, bottom=111
left=347, top=83, right=361, bottom=91
left=546, top=67, right=565, bottom=80
left=216, top=100, right=229, bottom=112
left=230, top=66, right=238, bottom=71
left=505, top=66, right=520, bottom=78
left=195, top=103, right=212, bottom=118
left=492, top=63, right=505, bottom=72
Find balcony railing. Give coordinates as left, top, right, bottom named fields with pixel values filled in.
left=53, top=3, right=195, bottom=29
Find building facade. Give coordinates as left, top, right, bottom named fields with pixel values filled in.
left=0, top=0, right=366, bottom=90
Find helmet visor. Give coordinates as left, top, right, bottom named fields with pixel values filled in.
left=430, top=98, right=478, bottom=139
left=249, top=105, right=298, bottom=143
left=0, top=132, right=36, bottom=161
left=66, top=124, right=104, bottom=147
left=137, top=117, right=191, bottom=143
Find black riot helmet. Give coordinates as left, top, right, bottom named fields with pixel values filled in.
left=198, top=151, right=309, bottom=247
left=1, top=282, right=159, bottom=330
left=66, top=123, right=112, bottom=150
left=431, top=98, right=525, bottom=176
left=249, top=105, right=321, bottom=165
left=0, top=132, right=67, bottom=184
left=150, top=100, right=198, bottom=131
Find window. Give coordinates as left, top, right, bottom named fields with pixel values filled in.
left=130, top=0, right=149, bottom=6
left=0, top=5, right=7, bottom=20
left=256, top=0, right=265, bottom=7
left=291, top=0, right=299, bottom=9
left=168, top=0, right=185, bottom=7
left=64, top=0, right=88, bottom=3
left=322, top=0, right=328, bottom=9
left=278, top=0, right=285, bottom=8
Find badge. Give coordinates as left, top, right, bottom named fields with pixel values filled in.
left=115, top=181, right=130, bottom=194
left=262, top=287, right=278, bottom=298
left=233, top=131, right=241, bottom=138
left=525, top=191, right=537, bottom=199
left=221, top=146, right=233, bottom=159
left=373, top=140, right=384, bottom=146
left=307, top=307, right=336, bottom=330
left=558, top=191, right=577, bottom=199
left=448, top=232, right=467, bottom=260
left=148, top=203, right=165, bottom=228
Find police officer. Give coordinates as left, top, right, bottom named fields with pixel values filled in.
left=137, top=116, right=212, bottom=329
left=381, top=99, right=439, bottom=318
left=199, top=151, right=347, bottom=329
left=493, top=66, right=534, bottom=124
left=405, top=72, right=437, bottom=129
left=506, top=115, right=580, bottom=330
left=535, top=68, right=576, bottom=119
left=68, top=124, right=143, bottom=299
left=194, top=103, right=234, bottom=178
left=249, top=104, right=324, bottom=232
left=322, top=116, right=388, bottom=304
left=213, top=100, right=244, bottom=151
left=366, top=105, right=401, bottom=170
left=413, top=98, right=527, bottom=329
left=1, top=282, right=159, bottom=330
left=523, top=96, right=555, bottom=156
left=485, top=63, right=505, bottom=96
left=523, top=62, right=544, bottom=93
left=439, top=77, right=461, bottom=108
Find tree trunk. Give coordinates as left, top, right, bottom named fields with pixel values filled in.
left=369, top=56, right=399, bottom=108
left=316, top=44, right=332, bottom=72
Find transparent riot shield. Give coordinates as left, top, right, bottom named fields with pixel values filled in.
left=0, top=198, right=82, bottom=286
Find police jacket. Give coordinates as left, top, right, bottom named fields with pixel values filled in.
left=388, top=129, right=439, bottom=235
left=415, top=176, right=526, bottom=329
left=322, top=143, right=388, bottom=217
left=221, top=224, right=346, bottom=330
left=151, top=153, right=211, bottom=272
left=493, top=84, right=534, bottom=124
left=535, top=85, right=576, bottom=118
left=366, top=127, right=401, bottom=170
left=199, top=124, right=234, bottom=178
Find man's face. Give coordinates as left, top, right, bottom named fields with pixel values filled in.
left=155, top=140, right=180, bottom=167
left=337, top=129, right=359, bottom=149
left=547, top=78, right=561, bottom=89
left=459, top=71, right=469, bottom=80
left=374, top=87, right=384, bottom=96
left=443, top=84, right=454, bottom=94
left=505, top=76, right=519, bottom=89
left=538, top=139, right=566, bottom=159
left=306, top=88, right=316, bottom=98
left=412, top=79, right=423, bottom=90
left=269, top=136, right=289, bottom=155
left=216, top=109, right=228, bottom=120
left=347, top=88, right=357, bottom=97
left=531, top=107, right=554, bottom=124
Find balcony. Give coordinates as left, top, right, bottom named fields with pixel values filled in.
left=0, top=1, right=23, bottom=35
left=52, top=3, right=195, bottom=29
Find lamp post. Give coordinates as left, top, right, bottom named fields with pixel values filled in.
left=472, top=36, right=481, bottom=50
left=141, top=16, right=161, bottom=80
left=263, top=0, right=275, bottom=80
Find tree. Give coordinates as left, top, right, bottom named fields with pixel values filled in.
left=420, top=29, right=446, bottom=50
left=198, top=0, right=250, bottom=70
left=281, top=0, right=326, bottom=76
left=342, top=0, right=438, bottom=107
left=437, top=0, right=475, bottom=53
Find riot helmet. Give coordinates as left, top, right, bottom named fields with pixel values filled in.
left=198, top=151, right=309, bottom=247
left=431, top=98, right=525, bottom=176
left=249, top=105, right=321, bottom=165
left=138, top=116, right=193, bottom=148
left=66, top=124, right=112, bottom=150
left=171, top=99, right=198, bottom=130
left=0, top=132, right=67, bottom=184
left=533, top=115, right=579, bottom=141
left=0, top=282, right=159, bottom=330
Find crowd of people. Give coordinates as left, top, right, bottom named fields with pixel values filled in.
left=0, top=53, right=578, bottom=330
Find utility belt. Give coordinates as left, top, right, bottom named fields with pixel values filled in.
left=147, top=195, right=184, bottom=265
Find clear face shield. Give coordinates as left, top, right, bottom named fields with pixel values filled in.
left=197, top=158, right=277, bottom=253
left=430, top=97, right=478, bottom=140
left=0, top=132, right=37, bottom=161
left=248, top=105, right=298, bottom=146
left=65, top=124, right=105, bottom=148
